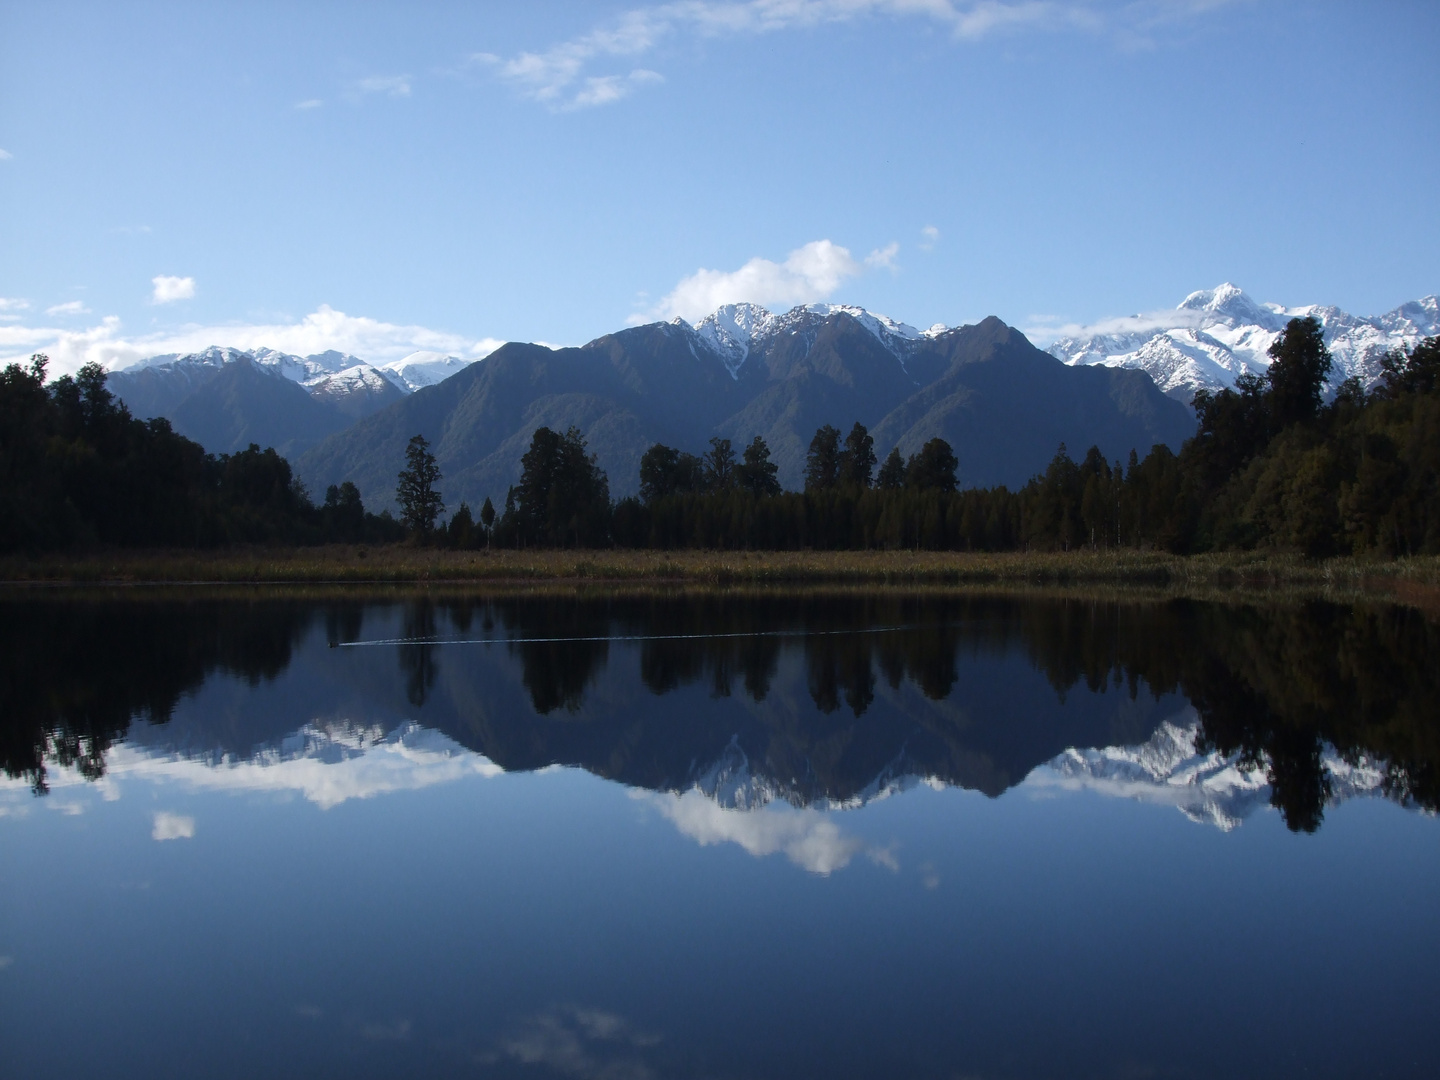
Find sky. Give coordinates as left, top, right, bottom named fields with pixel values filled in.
left=2, top=0, right=1437, bottom=375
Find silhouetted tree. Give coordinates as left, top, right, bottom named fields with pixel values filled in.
left=906, top=437, right=958, bottom=492
left=702, top=437, right=736, bottom=492
left=736, top=435, right=781, bottom=497
left=876, top=447, right=906, bottom=490
left=640, top=443, right=703, bottom=501
left=839, top=422, right=876, bottom=488
left=479, top=496, right=496, bottom=546
left=397, top=434, right=444, bottom=537
left=1266, top=315, right=1332, bottom=431
left=507, top=426, right=611, bottom=547
left=805, top=424, right=842, bottom=490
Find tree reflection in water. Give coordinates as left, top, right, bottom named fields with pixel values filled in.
left=3, top=589, right=1438, bottom=831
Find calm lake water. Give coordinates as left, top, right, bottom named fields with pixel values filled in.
left=2, top=588, right=1437, bottom=1079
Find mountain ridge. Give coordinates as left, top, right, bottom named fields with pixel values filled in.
left=298, top=310, right=1195, bottom=511
left=1047, top=283, right=1439, bottom=403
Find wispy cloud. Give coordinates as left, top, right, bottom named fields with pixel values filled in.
left=294, top=98, right=324, bottom=110
left=639, top=238, right=891, bottom=323
left=110, top=224, right=152, bottom=235
left=476, top=0, right=1222, bottom=110
left=2, top=305, right=504, bottom=380
left=151, top=275, right=195, bottom=304
left=493, top=1006, right=660, bottom=1079
left=1023, top=305, right=1204, bottom=347
left=0, top=297, right=30, bottom=322
left=45, top=300, right=90, bottom=317
left=0, top=149, right=12, bottom=161
left=919, top=224, right=940, bottom=251
left=865, top=241, right=900, bottom=272
left=355, top=74, right=412, bottom=98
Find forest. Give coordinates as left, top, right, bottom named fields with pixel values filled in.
left=472, top=317, right=1439, bottom=556
left=3, top=317, right=1437, bottom=557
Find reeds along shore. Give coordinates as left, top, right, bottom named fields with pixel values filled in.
left=4, top=546, right=1440, bottom=592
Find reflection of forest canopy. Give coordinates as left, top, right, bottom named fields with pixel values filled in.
left=5, top=592, right=1438, bottom=831
left=0, top=598, right=317, bottom=792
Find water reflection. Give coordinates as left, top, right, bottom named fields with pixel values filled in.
left=3, top=589, right=1438, bottom=833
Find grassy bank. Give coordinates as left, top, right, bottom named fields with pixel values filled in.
left=4, top=545, right=1440, bottom=592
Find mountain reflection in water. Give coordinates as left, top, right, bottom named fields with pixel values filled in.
left=3, top=590, right=1438, bottom=833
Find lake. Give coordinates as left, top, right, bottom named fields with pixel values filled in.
left=2, top=587, right=1437, bottom=1079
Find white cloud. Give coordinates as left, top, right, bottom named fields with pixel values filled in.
left=151, top=275, right=196, bottom=304
left=152, top=811, right=195, bottom=841
left=1, top=305, right=505, bottom=379
left=647, top=789, right=877, bottom=875
left=0, top=297, right=30, bottom=321
left=0, top=956, right=13, bottom=970
left=0, top=149, right=12, bottom=161
left=644, top=239, right=863, bottom=323
left=356, top=75, right=412, bottom=98
left=294, top=98, right=323, bottom=110
left=865, top=241, right=900, bottom=271
left=110, top=224, right=152, bottom=235
left=919, top=224, right=940, bottom=250
left=1023, top=306, right=1206, bottom=347
left=479, top=1, right=1209, bottom=110
left=45, top=300, right=90, bottom=317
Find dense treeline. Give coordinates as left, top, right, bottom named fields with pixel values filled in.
left=459, top=318, right=1438, bottom=556
left=7, top=317, right=1437, bottom=558
left=0, top=356, right=402, bottom=551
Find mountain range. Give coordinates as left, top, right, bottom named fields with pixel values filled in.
left=1048, top=283, right=1439, bottom=404
left=105, top=345, right=472, bottom=458
left=296, top=307, right=1191, bottom=509
left=101, top=285, right=1434, bottom=511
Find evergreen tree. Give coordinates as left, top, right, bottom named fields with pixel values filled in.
left=906, top=437, right=958, bottom=492
left=639, top=443, right=703, bottom=501
left=322, top=481, right=365, bottom=541
left=838, top=422, right=876, bottom=488
left=479, top=496, right=496, bottom=545
left=1266, top=315, right=1332, bottom=430
left=805, top=425, right=842, bottom=490
left=509, top=426, right=610, bottom=546
left=702, top=437, right=737, bottom=492
left=736, top=435, right=781, bottom=496
left=396, top=434, right=445, bottom=536
left=876, top=447, right=906, bottom=490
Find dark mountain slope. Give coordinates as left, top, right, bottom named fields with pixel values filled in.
left=169, top=358, right=352, bottom=459
left=299, top=311, right=1196, bottom=512
left=870, top=317, right=1191, bottom=487
left=108, top=349, right=405, bottom=457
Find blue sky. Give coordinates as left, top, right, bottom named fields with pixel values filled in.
left=2, top=0, right=1437, bottom=373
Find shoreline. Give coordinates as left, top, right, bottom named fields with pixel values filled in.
left=3, top=546, right=1439, bottom=595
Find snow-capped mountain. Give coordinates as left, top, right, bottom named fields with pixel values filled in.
left=376, top=350, right=476, bottom=392
left=1047, top=283, right=1440, bottom=404
left=1032, top=715, right=1388, bottom=831
left=686, top=302, right=949, bottom=377
left=106, top=345, right=408, bottom=455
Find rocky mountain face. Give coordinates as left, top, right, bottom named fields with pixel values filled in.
left=1047, top=283, right=1440, bottom=405
left=298, top=306, right=1195, bottom=511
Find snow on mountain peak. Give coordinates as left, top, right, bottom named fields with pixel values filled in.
left=1048, top=284, right=1438, bottom=404
left=687, top=301, right=943, bottom=378
left=377, top=351, right=474, bottom=392
left=1029, top=714, right=1387, bottom=831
